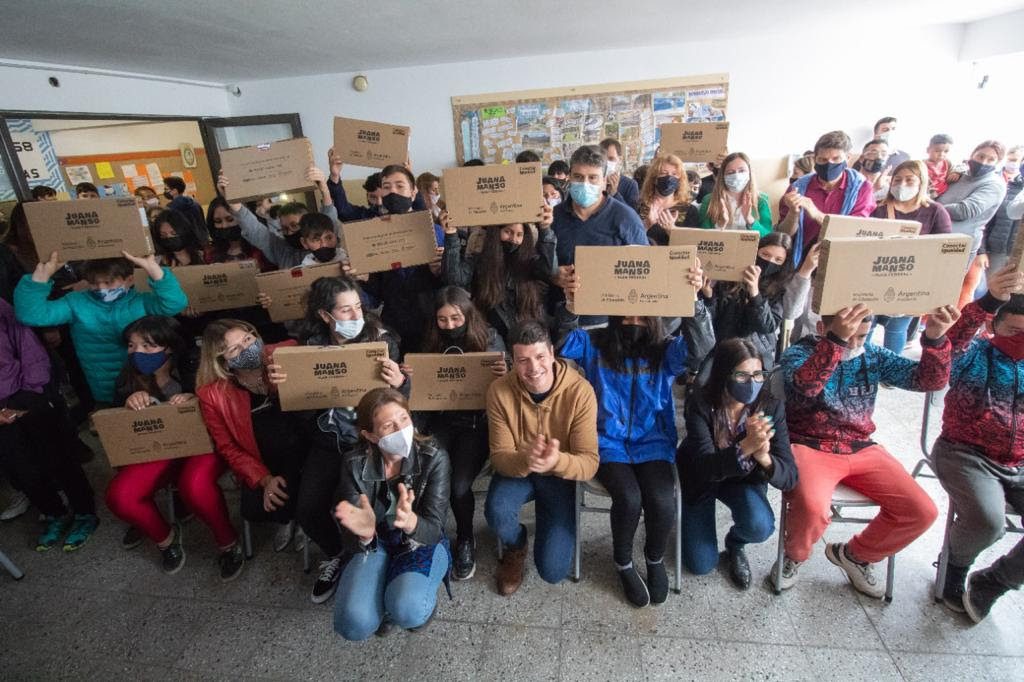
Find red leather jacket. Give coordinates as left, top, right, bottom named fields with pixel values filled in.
left=196, top=340, right=296, bottom=489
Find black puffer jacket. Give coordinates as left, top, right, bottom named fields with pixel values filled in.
left=703, top=283, right=784, bottom=369
left=337, top=437, right=451, bottom=553
left=983, top=176, right=1023, bottom=257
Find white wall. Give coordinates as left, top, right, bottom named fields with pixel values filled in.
left=230, top=23, right=1009, bottom=178
left=960, top=8, right=1024, bottom=61
left=0, top=63, right=231, bottom=117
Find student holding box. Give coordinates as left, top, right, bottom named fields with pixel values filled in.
left=268, top=275, right=405, bottom=604
left=106, top=316, right=242, bottom=579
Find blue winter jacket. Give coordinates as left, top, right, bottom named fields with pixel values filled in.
left=14, top=268, right=187, bottom=402
left=559, top=329, right=689, bottom=464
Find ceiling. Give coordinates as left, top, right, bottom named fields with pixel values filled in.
left=2, top=0, right=1023, bottom=82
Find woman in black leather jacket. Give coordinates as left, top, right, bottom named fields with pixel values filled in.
left=332, top=387, right=451, bottom=641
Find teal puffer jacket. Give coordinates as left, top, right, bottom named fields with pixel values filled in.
left=14, top=268, right=187, bottom=402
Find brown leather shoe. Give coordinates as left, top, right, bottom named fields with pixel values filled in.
left=496, top=543, right=528, bottom=596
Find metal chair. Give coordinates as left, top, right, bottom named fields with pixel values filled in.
left=774, top=484, right=897, bottom=602
left=911, top=393, right=1024, bottom=601
left=242, top=520, right=311, bottom=573
left=0, top=548, right=24, bottom=580
left=573, top=467, right=683, bottom=594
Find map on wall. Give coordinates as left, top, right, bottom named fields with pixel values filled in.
left=451, top=74, right=729, bottom=171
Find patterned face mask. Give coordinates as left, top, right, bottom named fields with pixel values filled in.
left=226, top=339, right=264, bottom=370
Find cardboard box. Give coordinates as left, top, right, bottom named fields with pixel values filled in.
left=573, top=245, right=697, bottom=317
left=134, top=261, right=260, bottom=313
left=819, top=214, right=922, bottom=240
left=659, top=122, right=729, bottom=163
left=812, top=234, right=972, bottom=316
left=668, top=227, right=759, bottom=282
left=332, top=116, right=410, bottom=169
left=219, top=137, right=315, bottom=202
left=272, top=343, right=389, bottom=411
left=442, top=162, right=543, bottom=227
left=24, top=197, right=153, bottom=261
left=406, top=352, right=505, bottom=411
left=92, top=401, right=213, bottom=467
left=1008, top=226, right=1024, bottom=276
left=255, top=262, right=343, bottom=322
left=342, top=210, right=439, bottom=274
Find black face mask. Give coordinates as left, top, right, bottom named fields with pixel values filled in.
left=501, top=240, right=520, bottom=255
left=439, top=323, right=468, bottom=341
left=655, top=175, right=680, bottom=197
left=814, top=161, right=846, bottom=183
left=861, top=158, right=885, bottom=174
left=284, top=231, right=304, bottom=249
left=158, top=236, right=184, bottom=253
left=619, top=323, right=646, bottom=348
left=756, top=256, right=783, bottom=277
left=213, top=226, right=243, bottom=242
left=382, top=193, right=414, bottom=214
left=968, top=160, right=996, bottom=178
left=311, top=246, right=337, bottom=263
left=163, top=190, right=173, bottom=200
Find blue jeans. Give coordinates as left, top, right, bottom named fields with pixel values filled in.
left=871, top=315, right=913, bottom=355
left=333, top=543, right=449, bottom=641
left=485, top=473, right=576, bottom=584
left=681, top=482, right=775, bottom=575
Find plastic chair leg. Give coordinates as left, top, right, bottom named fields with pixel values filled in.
left=571, top=481, right=582, bottom=583
left=0, top=549, right=24, bottom=580
left=933, top=504, right=955, bottom=603
left=242, top=520, right=253, bottom=560
left=773, top=499, right=787, bottom=595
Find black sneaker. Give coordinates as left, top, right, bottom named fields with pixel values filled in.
left=311, top=555, right=344, bottom=603
left=374, top=619, right=396, bottom=637
left=122, top=525, right=144, bottom=551
left=963, top=569, right=1010, bottom=624
left=726, top=546, right=752, bottom=590
left=618, top=565, right=650, bottom=608
left=942, top=563, right=970, bottom=613
left=646, top=559, right=669, bottom=604
left=452, top=537, right=476, bottom=581
left=161, top=525, right=186, bottom=575
left=218, top=544, right=244, bottom=582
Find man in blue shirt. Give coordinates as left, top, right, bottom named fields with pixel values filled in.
left=599, top=138, right=640, bottom=212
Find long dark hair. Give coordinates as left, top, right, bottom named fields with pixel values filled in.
left=206, top=197, right=256, bottom=262
left=704, top=338, right=764, bottom=448
left=151, top=209, right=204, bottom=266
left=592, top=316, right=666, bottom=374
left=473, top=224, right=544, bottom=322
left=116, top=315, right=189, bottom=402
left=299, top=275, right=388, bottom=344
left=422, top=286, right=490, bottom=353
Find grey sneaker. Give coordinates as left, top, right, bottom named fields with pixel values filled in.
left=274, top=521, right=295, bottom=552
left=770, top=555, right=802, bottom=591
left=826, top=543, right=884, bottom=599
left=0, top=491, right=29, bottom=521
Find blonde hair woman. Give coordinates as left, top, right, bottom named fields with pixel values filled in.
left=195, top=319, right=313, bottom=553
left=698, top=152, right=773, bottom=236
left=638, top=153, right=699, bottom=245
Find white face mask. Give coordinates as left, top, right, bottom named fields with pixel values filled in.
left=429, top=192, right=440, bottom=205
left=605, top=160, right=619, bottom=174
left=546, top=195, right=561, bottom=208
left=145, top=197, right=160, bottom=206
left=724, top=171, right=750, bottom=193
left=377, top=424, right=414, bottom=459
left=841, top=345, right=866, bottom=362
left=890, top=183, right=918, bottom=202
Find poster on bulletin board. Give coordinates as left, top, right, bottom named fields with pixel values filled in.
left=450, top=74, right=729, bottom=170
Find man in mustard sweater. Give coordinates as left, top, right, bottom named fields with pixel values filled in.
left=484, top=320, right=599, bottom=596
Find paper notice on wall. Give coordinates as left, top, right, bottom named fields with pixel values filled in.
left=145, top=162, right=164, bottom=189
left=120, top=164, right=139, bottom=180
left=65, top=165, right=93, bottom=185
left=95, top=161, right=115, bottom=179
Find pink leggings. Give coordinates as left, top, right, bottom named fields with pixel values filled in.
left=106, top=453, right=237, bottom=548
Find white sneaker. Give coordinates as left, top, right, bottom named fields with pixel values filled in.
left=274, top=521, right=296, bottom=552
left=770, top=555, right=802, bottom=591
left=0, top=492, right=29, bottom=521
left=826, top=542, right=885, bottom=599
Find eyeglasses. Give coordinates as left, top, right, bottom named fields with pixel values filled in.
left=730, top=370, right=768, bottom=384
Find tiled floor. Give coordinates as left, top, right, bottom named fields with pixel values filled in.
left=2, top=374, right=1023, bottom=680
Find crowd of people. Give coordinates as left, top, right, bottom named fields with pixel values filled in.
left=1, top=115, right=1022, bottom=640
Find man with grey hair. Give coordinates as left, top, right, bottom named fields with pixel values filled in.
left=551, top=144, right=648, bottom=326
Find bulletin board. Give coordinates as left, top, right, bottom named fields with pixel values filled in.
left=451, top=73, right=729, bottom=170
left=55, top=148, right=217, bottom=206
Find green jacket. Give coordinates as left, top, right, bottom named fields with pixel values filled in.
left=697, top=192, right=773, bottom=237
left=14, top=268, right=187, bottom=402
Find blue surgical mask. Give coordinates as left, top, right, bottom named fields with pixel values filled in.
left=727, top=379, right=763, bottom=405
left=569, top=181, right=602, bottom=208
left=723, top=171, right=750, bottom=193
left=91, top=286, right=128, bottom=303
left=130, top=350, right=168, bottom=376
left=226, top=339, right=264, bottom=370
left=334, top=317, right=365, bottom=340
